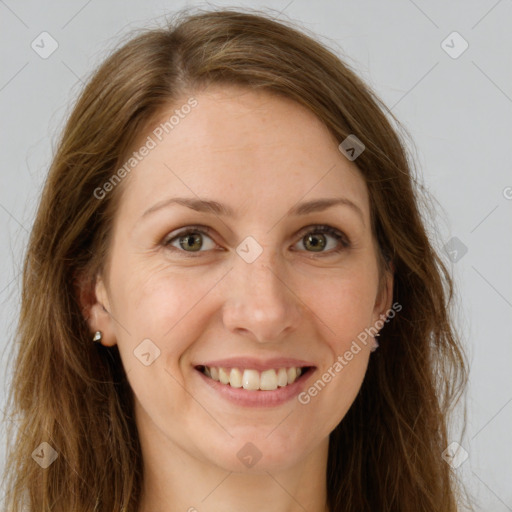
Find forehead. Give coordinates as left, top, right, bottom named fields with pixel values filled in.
left=114, top=85, right=370, bottom=224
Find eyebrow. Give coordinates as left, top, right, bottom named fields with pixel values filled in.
left=141, top=196, right=365, bottom=224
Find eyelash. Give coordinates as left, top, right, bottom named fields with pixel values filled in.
left=162, top=224, right=351, bottom=257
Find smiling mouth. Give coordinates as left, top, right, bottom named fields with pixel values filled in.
left=195, top=365, right=313, bottom=391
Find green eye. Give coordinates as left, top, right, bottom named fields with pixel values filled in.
left=177, top=232, right=203, bottom=252
left=298, top=225, right=349, bottom=253
left=303, top=232, right=327, bottom=252
left=164, top=224, right=350, bottom=256
left=164, top=226, right=217, bottom=253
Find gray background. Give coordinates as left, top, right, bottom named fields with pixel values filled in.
left=1, top=0, right=511, bottom=510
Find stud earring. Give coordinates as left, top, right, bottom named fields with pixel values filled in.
left=92, top=331, right=103, bottom=343
left=370, top=332, right=380, bottom=352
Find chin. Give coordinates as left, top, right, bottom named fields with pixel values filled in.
left=198, top=433, right=313, bottom=474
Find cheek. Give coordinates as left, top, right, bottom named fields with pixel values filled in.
left=299, top=273, right=375, bottom=427
left=298, top=264, right=378, bottom=415
left=109, top=260, right=224, bottom=362
left=303, top=265, right=379, bottom=342
left=107, top=264, right=224, bottom=423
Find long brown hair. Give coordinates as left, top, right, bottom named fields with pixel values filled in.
left=2, top=7, right=472, bottom=511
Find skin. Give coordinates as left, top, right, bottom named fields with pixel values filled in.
left=85, top=85, right=393, bottom=512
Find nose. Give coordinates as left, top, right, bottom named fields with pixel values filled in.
left=221, top=250, right=303, bottom=343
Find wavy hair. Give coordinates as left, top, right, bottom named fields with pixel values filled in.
left=2, top=7, right=472, bottom=511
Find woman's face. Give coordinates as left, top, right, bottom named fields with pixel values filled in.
left=91, top=85, right=392, bottom=473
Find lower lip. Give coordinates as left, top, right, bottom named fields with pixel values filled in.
left=195, top=368, right=315, bottom=408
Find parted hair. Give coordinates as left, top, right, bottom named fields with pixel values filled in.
left=3, top=7, right=471, bottom=511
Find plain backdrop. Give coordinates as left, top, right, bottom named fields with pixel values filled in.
left=1, top=1, right=511, bottom=510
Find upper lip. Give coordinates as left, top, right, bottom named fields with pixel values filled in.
left=196, top=357, right=315, bottom=372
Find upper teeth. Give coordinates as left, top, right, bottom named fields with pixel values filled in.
left=202, top=366, right=303, bottom=391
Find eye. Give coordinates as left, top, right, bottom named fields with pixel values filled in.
left=163, top=224, right=350, bottom=256
left=294, top=225, right=350, bottom=254
left=164, top=225, right=217, bottom=254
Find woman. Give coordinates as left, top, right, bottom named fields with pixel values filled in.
left=2, top=8, right=472, bottom=512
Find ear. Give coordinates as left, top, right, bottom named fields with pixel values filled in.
left=371, top=262, right=394, bottom=329
left=75, top=270, right=117, bottom=347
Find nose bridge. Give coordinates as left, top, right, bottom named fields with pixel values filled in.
left=246, top=253, right=282, bottom=297
left=221, top=242, right=301, bottom=341
left=238, top=243, right=286, bottom=306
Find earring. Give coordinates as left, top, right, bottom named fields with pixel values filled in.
left=92, top=331, right=103, bottom=343
left=370, top=332, right=380, bottom=352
